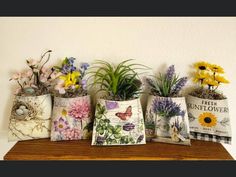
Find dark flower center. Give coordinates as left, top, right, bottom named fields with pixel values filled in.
left=199, top=66, right=206, bottom=70
left=204, top=117, right=212, bottom=124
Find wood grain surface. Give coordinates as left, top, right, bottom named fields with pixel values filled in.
left=4, top=139, right=233, bottom=160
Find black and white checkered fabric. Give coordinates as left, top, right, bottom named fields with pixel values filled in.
left=190, top=132, right=231, bottom=144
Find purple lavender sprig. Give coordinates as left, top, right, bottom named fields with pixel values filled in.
left=152, top=98, right=184, bottom=118
left=170, top=77, right=188, bottom=95
left=166, top=65, right=175, bottom=80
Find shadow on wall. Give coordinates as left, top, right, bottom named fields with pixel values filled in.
left=2, top=84, right=15, bottom=132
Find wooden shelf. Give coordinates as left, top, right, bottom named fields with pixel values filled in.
left=4, top=139, right=233, bottom=160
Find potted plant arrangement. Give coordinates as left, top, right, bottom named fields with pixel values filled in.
left=186, top=61, right=231, bottom=144
left=8, top=50, right=56, bottom=141
left=145, top=65, right=190, bottom=145
left=50, top=57, right=93, bottom=141
left=89, top=60, right=148, bottom=146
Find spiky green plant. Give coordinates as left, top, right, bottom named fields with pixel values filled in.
left=88, top=59, right=149, bottom=101
left=146, top=65, right=188, bottom=97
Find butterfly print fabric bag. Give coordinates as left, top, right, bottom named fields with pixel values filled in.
left=91, top=98, right=146, bottom=145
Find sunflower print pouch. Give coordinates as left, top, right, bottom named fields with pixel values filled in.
left=187, top=95, right=232, bottom=144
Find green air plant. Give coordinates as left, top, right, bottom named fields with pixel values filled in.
left=88, top=59, right=149, bottom=101
left=146, top=65, right=188, bottom=97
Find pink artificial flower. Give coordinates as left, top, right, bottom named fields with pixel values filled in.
left=53, top=117, right=69, bottom=132
left=68, top=98, right=91, bottom=120
left=50, top=72, right=62, bottom=79
left=11, top=72, right=21, bottom=80
left=14, top=87, right=21, bottom=95
left=54, top=79, right=66, bottom=94
left=62, top=128, right=81, bottom=140
left=27, top=59, right=39, bottom=67
left=24, top=70, right=33, bottom=77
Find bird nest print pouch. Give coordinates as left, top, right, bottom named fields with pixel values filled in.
left=8, top=94, right=52, bottom=141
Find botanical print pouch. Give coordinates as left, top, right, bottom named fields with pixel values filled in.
left=8, top=94, right=52, bottom=141
left=50, top=95, right=93, bottom=141
left=91, top=98, right=146, bottom=145
left=187, top=95, right=231, bottom=144
left=145, top=96, right=191, bottom=145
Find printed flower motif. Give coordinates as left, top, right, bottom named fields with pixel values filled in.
left=209, top=64, right=224, bottom=74
left=54, top=117, right=69, bottom=132
left=96, top=136, right=105, bottom=145
left=105, top=101, right=119, bottom=110
left=194, top=61, right=210, bottom=71
left=123, top=123, right=135, bottom=131
left=198, top=112, right=217, bottom=127
left=137, top=135, right=144, bottom=143
left=152, top=98, right=184, bottom=118
left=68, top=99, right=90, bottom=120
left=62, top=128, right=81, bottom=140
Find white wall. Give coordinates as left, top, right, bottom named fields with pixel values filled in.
left=0, top=17, right=235, bottom=159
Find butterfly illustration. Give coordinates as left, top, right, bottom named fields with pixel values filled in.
left=115, top=106, right=132, bottom=121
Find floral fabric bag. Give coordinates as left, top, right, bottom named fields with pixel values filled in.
left=145, top=96, right=191, bottom=145
left=91, top=98, right=146, bottom=146
left=51, top=95, right=93, bottom=141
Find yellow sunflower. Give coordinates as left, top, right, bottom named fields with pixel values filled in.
left=193, top=71, right=210, bottom=84
left=198, top=112, right=217, bottom=127
left=215, top=75, right=229, bottom=84
left=203, top=77, right=219, bottom=87
left=209, top=64, right=224, bottom=74
left=194, top=61, right=210, bottom=71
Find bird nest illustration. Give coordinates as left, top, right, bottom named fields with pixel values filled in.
left=11, top=100, right=37, bottom=121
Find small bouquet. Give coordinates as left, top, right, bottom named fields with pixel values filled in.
left=50, top=57, right=93, bottom=141
left=10, top=50, right=58, bottom=96
left=190, top=61, right=229, bottom=99
left=52, top=57, right=89, bottom=97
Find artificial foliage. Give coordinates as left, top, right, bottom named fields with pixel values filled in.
left=146, top=65, right=188, bottom=97
left=88, top=59, right=149, bottom=101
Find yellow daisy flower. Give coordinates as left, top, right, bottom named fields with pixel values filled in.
left=194, top=61, right=210, bottom=71
left=62, top=109, right=67, bottom=116
left=60, top=71, right=81, bottom=88
left=203, top=77, right=219, bottom=87
left=198, top=112, right=217, bottom=127
left=209, top=64, right=224, bottom=74
left=215, top=75, right=229, bottom=84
